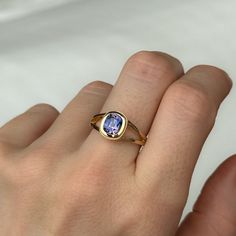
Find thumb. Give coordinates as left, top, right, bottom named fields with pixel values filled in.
left=176, top=155, right=236, bottom=236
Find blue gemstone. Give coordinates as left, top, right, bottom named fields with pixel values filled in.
left=103, top=113, right=123, bottom=136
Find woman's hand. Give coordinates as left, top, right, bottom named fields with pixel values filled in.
left=0, top=51, right=234, bottom=236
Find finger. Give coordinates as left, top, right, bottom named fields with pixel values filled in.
left=81, top=51, right=183, bottom=168
left=177, top=155, right=236, bottom=236
left=0, top=104, right=59, bottom=149
left=36, top=81, right=112, bottom=152
left=136, top=65, right=232, bottom=235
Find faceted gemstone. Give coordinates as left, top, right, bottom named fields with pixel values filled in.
left=103, top=113, right=123, bottom=136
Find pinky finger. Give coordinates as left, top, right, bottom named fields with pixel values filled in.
left=0, top=104, right=59, bottom=149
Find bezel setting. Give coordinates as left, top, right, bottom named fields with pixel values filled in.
left=99, top=111, right=128, bottom=140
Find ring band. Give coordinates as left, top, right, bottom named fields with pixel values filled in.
left=90, top=111, right=147, bottom=146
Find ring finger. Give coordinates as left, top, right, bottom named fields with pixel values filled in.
left=80, top=51, right=184, bottom=168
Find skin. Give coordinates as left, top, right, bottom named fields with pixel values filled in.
left=0, top=50, right=235, bottom=236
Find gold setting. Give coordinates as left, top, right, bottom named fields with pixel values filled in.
left=90, top=111, right=147, bottom=146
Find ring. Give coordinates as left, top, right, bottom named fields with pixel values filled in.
left=90, top=111, right=147, bottom=146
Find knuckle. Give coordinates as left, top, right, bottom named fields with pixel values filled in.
left=189, top=65, right=229, bottom=79
left=28, top=103, right=59, bottom=115
left=128, top=50, right=159, bottom=62
left=126, top=51, right=183, bottom=82
left=167, top=80, right=216, bottom=123
left=81, top=80, right=112, bottom=93
left=188, top=65, right=232, bottom=88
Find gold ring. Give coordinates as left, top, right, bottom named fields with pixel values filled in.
left=90, top=111, right=147, bottom=146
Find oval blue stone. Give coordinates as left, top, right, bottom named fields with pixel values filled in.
left=103, top=113, right=123, bottom=136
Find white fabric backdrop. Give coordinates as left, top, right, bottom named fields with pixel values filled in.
left=0, top=0, right=74, bottom=21
left=0, top=0, right=235, bottom=219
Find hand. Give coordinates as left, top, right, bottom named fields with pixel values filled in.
left=0, top=51, right=234, bottom=236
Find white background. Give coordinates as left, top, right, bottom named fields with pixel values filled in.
left=0, top=0, right=235, bottom=219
